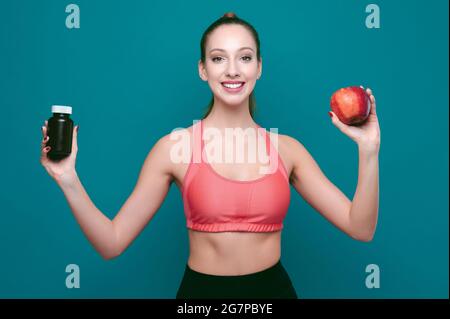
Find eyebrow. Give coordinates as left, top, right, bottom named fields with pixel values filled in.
left=209, top=47, right=255, bottom=53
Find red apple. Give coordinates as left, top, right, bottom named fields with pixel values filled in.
left=330, top=86, right=371, bottom=125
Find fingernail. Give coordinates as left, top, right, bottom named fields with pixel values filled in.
left=76, top=125, right=79, bottom=132
left=328, top=111, right=333, bottom=118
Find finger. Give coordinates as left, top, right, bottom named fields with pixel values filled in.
left=72, top=125, right=79, bottom=154
left=40, top=145, right=51, bottom=163
left=329, top=111, right=350, bottom=134
left=366, top=87, right=373, bottom=96
left=42, top=124, right=48, bottom=139
left=41, top=135, right=49, bottom=149
left=370, top=94, right=377, bottom=115
left=43, top=120, right=48, bottom=131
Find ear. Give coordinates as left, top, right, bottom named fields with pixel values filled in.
left=198, top=59, right=208, bottom=81
left=257, top=57, right=262, bottom=79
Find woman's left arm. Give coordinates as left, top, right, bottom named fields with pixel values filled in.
left=288, top=86, right=380, bottom=242
left=347, top=146, right=379, bottom=241
left=329, top=86, right=380, bottom=242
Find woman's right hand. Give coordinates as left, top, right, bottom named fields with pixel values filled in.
left=40, top=120, right=79, bottom=186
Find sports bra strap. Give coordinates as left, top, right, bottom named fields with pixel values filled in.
left=191, top=119, right=202, bottom=164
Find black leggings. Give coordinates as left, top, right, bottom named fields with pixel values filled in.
left=176, top=260, right=298, bottom=299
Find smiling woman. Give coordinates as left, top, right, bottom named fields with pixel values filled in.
left=199, top=12, right=262, bottom=120
left=173, top=12, right=299, bottom=299
left=39, top=8, right=380, bottom=300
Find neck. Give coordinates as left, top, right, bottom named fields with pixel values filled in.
left=203, top=96, right=257, bottom=129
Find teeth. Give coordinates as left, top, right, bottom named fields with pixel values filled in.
left=223, top=83, right=243, bottom=89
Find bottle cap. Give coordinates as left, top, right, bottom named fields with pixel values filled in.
left=52, top=105, right=72, bottom=114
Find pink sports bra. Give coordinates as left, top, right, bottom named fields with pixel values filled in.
left=181, top=120, right=291, bottom=233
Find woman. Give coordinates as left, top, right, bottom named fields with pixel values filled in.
left=40, top=12, right=380, bottom=299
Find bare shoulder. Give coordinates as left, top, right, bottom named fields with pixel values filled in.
left=278, top=134, right=305, bottom=152
left=156, top=126, right=191, bottom=148
left=258, top=131, right=303, bottom=181
left=276, top=134, right=310, bottom=179
left=155, top=123, right=195, bottom=153
left=149, top=124, right=194, bottom=180
left=152, top=126, right=191, bottom=161
left=271, top=133, right=305, bottom=160
left=277, top=133, right=324, bottom=186
left=142, top=133, right=174, bottom=178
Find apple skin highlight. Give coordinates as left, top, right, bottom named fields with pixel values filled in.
left=330, top=86, right=371, bottom=125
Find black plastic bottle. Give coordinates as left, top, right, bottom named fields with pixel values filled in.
left=47, top=105, right=74, bottom=161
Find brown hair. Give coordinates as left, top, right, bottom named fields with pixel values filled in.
left=200, top=12, right=261, bottom=119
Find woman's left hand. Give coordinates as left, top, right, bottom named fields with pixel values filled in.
left=329, top=86, right=381, bottom=154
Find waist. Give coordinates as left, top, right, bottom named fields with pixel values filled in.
left=187, top=229, right=281, bottom=276
left=185, top=259, right=284, bottom=279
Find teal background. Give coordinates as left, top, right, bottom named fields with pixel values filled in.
left=0, top=0, right=448, bottom=298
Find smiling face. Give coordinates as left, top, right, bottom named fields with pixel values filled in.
left=199, top=24, right=262, bottom=106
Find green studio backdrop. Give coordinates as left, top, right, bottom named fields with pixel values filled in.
left=0, top=0, right=448, bottom=298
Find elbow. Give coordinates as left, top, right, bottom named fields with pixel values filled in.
left=101, top=223, right=122, bottom=260
left=350, top=229, right=375, bottom=243
left=356, top=234, right=374, bottom=243
left=348, top=220, right=377, bottom=242
left=101, top=251, right=121, bottom=261
left=100, top=247, right=122, bottom=261
left=349, top=229, right=375, bottom=243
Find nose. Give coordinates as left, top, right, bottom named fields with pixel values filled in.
left=225, top=60, right=240, bottom=78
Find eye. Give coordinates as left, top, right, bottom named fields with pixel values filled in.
left=211, top=56, right=223, bottom=63
left=211, top=56, right=252, bottom=63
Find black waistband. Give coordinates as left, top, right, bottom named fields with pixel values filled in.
left=185, top=259, right=283, bottom=279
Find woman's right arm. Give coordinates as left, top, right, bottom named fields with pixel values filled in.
left=41, top=122, right=174, bottom=260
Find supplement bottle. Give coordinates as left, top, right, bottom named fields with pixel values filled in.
left=47, top=105, right=74, bottom=161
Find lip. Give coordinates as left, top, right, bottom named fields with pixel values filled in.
left=222, top=81, right=245, bottom=84
left=221, top=81, right=246, bottom=93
